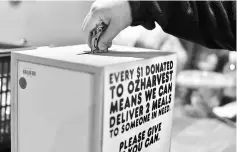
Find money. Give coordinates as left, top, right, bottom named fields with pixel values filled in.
left=90, top=22, right=108, bottom=53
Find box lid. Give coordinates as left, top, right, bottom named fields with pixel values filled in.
left=12, top=44, right=175, bottom=71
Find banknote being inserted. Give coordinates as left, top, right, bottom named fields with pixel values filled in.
left=90, top=22, right=108, bottom=53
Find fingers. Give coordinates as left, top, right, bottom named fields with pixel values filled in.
left=86, top=31, right=112, bottom=49
left=82, top=0, right=132, bottom=50
left=97, top=20, right=122, bottom=50
left=83, top=11, right=117, bottom=50
left=82, top=7, right=107, bottom=49
left=82, top=10, right=101, bottom=34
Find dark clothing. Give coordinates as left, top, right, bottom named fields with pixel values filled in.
left=128, top=1, right=236, bottom=51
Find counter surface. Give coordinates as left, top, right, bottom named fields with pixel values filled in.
left=171, top=105, right=236, bottom=152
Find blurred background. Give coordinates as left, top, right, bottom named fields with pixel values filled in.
left=0, top=1, right=236, bottom=152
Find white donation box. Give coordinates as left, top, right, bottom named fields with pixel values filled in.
left=11, top=45, right=177, bottom=152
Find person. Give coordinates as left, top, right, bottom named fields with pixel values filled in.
left=82, top=0, right=236, bottom=51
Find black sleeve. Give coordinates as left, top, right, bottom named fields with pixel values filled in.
left=128, top=1, right=236, bottom=51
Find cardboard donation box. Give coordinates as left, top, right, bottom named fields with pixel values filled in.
left=11, top=45, right=177, bottom=152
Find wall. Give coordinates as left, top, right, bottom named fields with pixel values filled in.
left=0, top=1, right=93, bottom=47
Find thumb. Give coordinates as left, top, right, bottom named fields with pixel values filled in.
left=97, top=20, right=122, bottom=50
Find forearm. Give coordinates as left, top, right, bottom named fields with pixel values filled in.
left=128, top=1, right=236, bottom=51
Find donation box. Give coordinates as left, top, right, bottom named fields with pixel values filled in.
left=11, top=45, right=177, bottom=152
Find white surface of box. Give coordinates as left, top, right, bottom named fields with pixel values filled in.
left=11, top=45, right=177, bottom=152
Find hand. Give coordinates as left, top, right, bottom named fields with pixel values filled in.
left=82, top=0, right=132, bottom=50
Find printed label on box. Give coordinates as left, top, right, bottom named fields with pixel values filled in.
left=103, top=56, right=176, bottom=152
